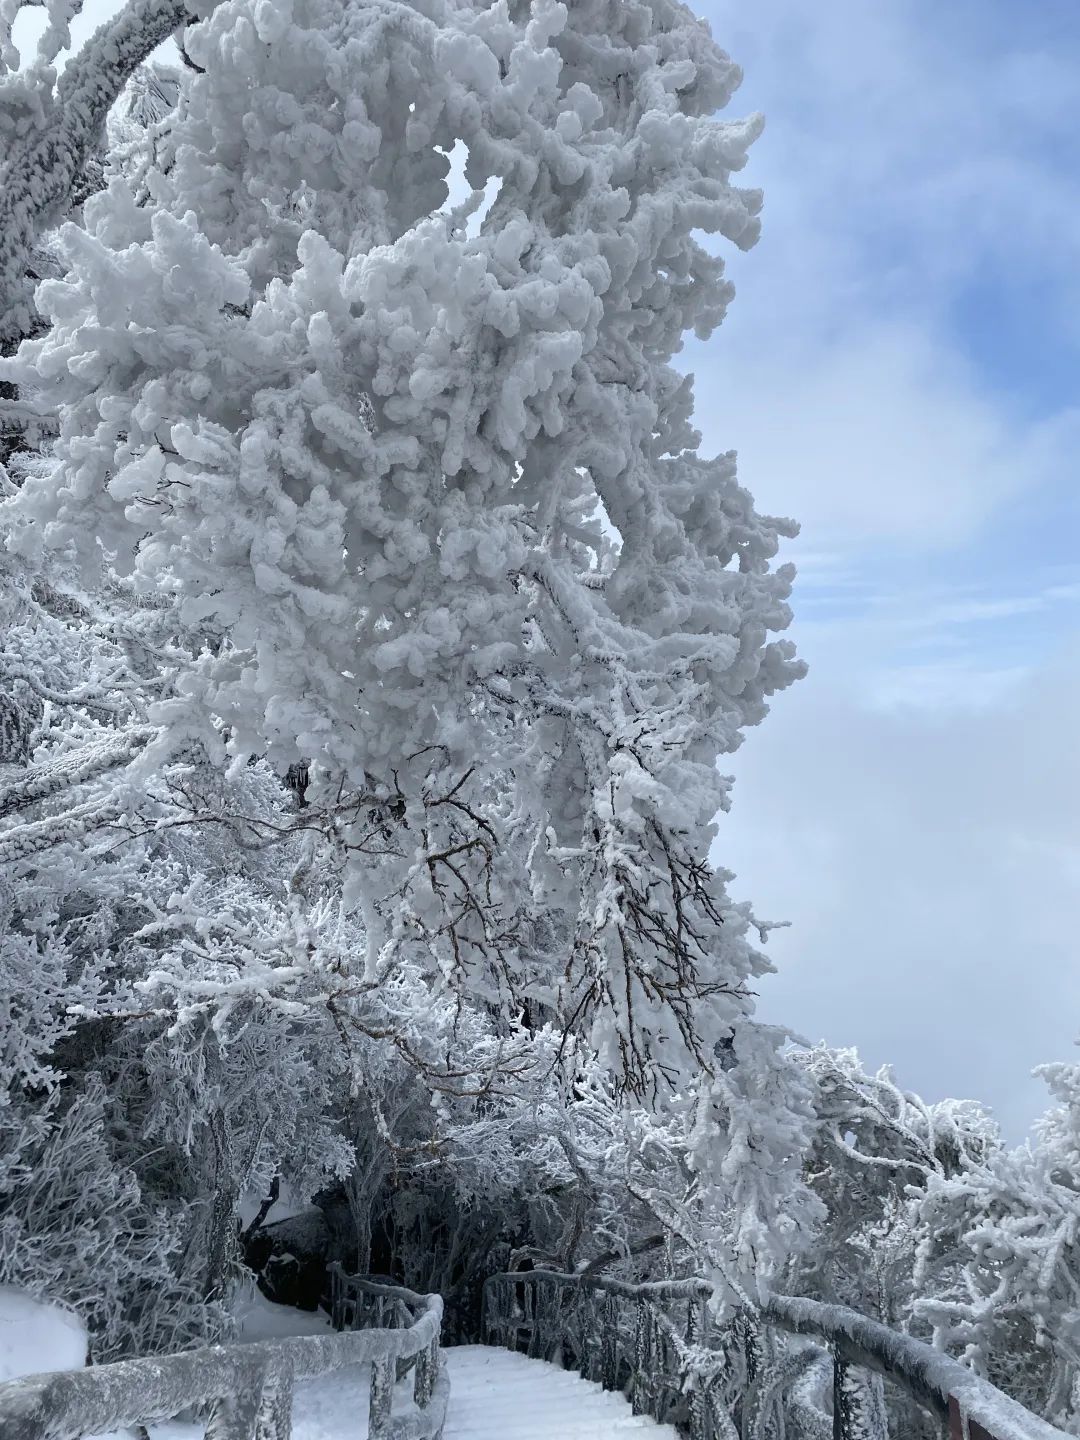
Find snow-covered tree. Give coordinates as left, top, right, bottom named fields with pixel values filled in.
left=788, top=1047, right=999, bottom=1320
left=1, top=0, right=821, bottom=1311
left=0, top=511, right=215, bottom=1355
left=772, top=1045, right=1080, bottom=1437
left=911, top=1061, right=1080, bottom=1432
left=2, top=0, right=819, bottom=1299
left=0, top=457, right=357, bottom=1348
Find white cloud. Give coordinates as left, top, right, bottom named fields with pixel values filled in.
left=709, top=0, right=1080, bottom=316
left=718, top=639, right=1080, bottom=1140
left=693, top=0, right=1080, bottom=1134
left=689, top=323, right=1080, bottom=551
left=865, top=662, right=1032, bottom=714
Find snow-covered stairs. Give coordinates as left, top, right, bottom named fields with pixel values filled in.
left=441, top=1346, right=679, bottom=1440
left=223, top=1292, right=679, bottom=1440
left=282, top=1344, right=679, bottom=1440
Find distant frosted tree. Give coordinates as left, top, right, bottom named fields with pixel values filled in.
left=912, top=1061, right=1080, bottom=1430
left=780, top=1045, right=1080, bottom=1436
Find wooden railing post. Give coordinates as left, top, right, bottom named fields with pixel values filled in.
left=830, top=1351, right=891, bottom=1440
left=206, top=1376, right=264, bottom=1440
left=523, top=1281, right=537, bottom=1359
left=687, top=1293, right=706, bottom=1346
left=689, top=1381, right=710, bottom=1440
left=529, top=1284, right=544, bottom=1359
left=579, top=1316, right=592, bottom=1381
left=600, top=1295, right=619, bottom=1390
left=631, top=1298, right=652, bottom=1416
left=368, top=1353, right=393, bottom=1440
left=255, top=1372, right=293, bottom=1440
left=737, top=1309, right=759, bottom=1390
left=833, top=1349, right=853, bottom=1440
left=949, top=1396, right=994, bottom=1440
left=414, top=1335, right=438, bottom=1409
left=685, top=1292, right=711, bottom=1440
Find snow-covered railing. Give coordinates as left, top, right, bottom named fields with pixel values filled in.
left=326, top=1266, right=447, bottom=1437
left=0, top=1272, right=447, bottom=1440
left=762, top=1292, right=1077, bottom=1440
left=482, top=1268, right=1071, bottom=1440
left=481, top=1269, right=712, bottom=1432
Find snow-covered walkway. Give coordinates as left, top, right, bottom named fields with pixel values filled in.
left=440, top=1347, right=678, bottom=1440
left=285, top=1345, right=678, bottom=1440
left=233, top=1286, right=679, bottom=1440
left=0, top=1287, right=679, bottom=1440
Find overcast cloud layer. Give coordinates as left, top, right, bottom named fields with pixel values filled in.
left=700, top=0, right=1080, bottom=1138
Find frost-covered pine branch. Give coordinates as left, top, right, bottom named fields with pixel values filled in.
left=0, top=0, right=197, bottom=347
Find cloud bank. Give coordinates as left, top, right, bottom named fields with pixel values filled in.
left=698, top=0, right=1080, bottom=1136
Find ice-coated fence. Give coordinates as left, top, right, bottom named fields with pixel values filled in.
left=0, top=1270, right=446, bottom=1440
left=481, top=1269, right=1072, bottom=1440
left=2, top=1262, right=1069, bottom=1440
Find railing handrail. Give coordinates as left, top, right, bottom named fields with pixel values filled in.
left=484, top=1268, right=1072, bottom=1440
left=763, top=1293, right=1070, bottom=1440
left=326, top=1267, right=438, bottom=1307
left=485, top=1267, right=711, bottom=1302
left=0, top=1274, right=446, bottom=1440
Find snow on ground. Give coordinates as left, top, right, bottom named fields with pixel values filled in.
left=442, top=1347, right=680, bottom=1440
left=0, top=1284, right=88, bottom=1381
left=234, top=1290, right=679, bottom=1440
left=232, top=1280, right=333, bottom=1342
left=0, top=1284, right=679, bottom=1440
left=0, top=1285, right=140, bottom=1440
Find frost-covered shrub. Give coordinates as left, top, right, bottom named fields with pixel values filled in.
left=910, top=1063, right=1080, bottom=1432
left=0, top=851, right=217, bottom=1357
left=0, top=528, right=357, bottom=1349
left=0, top=1079, right=219, bottom=1361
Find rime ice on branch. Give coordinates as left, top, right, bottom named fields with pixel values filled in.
left=0, top=0, right=204, bottom=348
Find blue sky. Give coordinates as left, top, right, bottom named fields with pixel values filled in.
left=695, top=0, right=1080, bottom=1137
left=16, top=0, right=1079, bottom=1138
